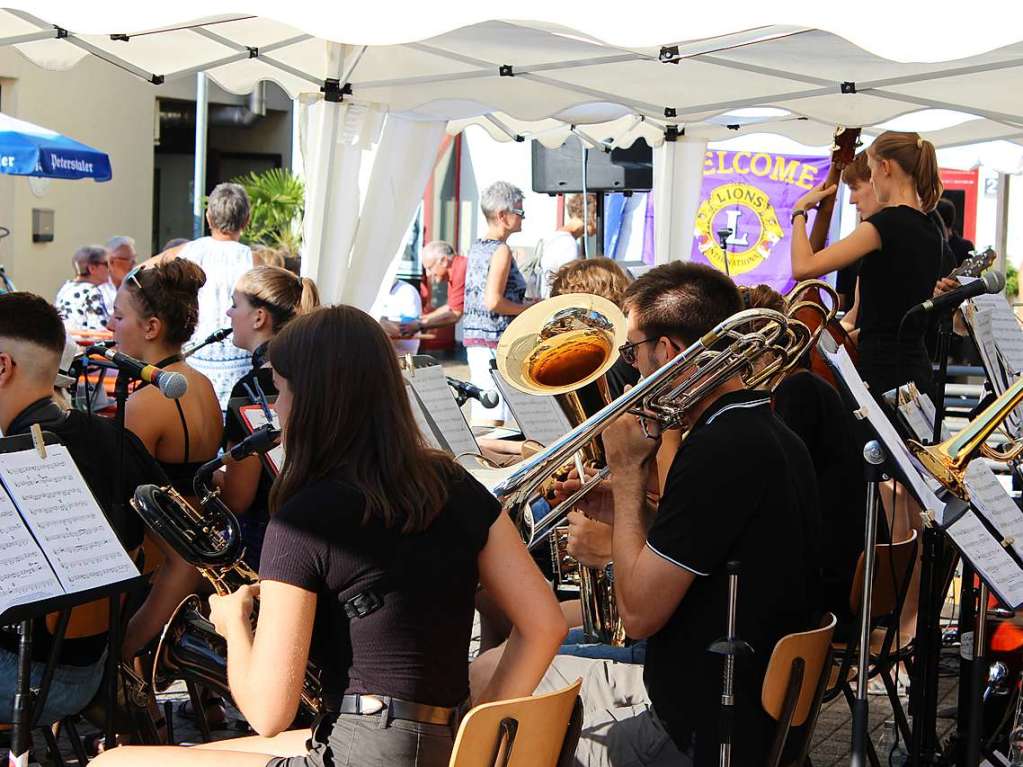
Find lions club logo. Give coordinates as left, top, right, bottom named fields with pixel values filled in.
left=694, top=182, right=784, bottom=276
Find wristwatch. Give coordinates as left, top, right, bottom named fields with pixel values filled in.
left=603, top=561, right=615, bottom=584
left=790, top=209, right=808, bottom=225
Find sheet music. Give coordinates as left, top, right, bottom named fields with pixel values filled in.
left=404, top=366, right=479, bottom=459
left=239, top=406, right=285, bottom=475
left=964, top=305, right=1023, bottom=438
left=0, top=445, right=138, bottom=593
left=947, top=509, right=1023, bottom=608
left=898, top=399, right=934, bottom=443
left=405, top=382, right=445, bottom=451
left=491, top=370, right=574, bottom=447
left=963, top=461, right=1023, bottom=561
left=971, top=293, right=1023, bottom=374
left=0, top=486, right=62, bottom=616
left=823, top=345, right=947, bottom=522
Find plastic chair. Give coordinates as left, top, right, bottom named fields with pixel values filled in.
left=448, top=679, right=582, bottom=767
left=762, top=613, right=837, bottom=767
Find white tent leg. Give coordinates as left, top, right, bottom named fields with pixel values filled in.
left=340, top=116, right=446, bottom=310
left=653, top=136, right=708, bottom=264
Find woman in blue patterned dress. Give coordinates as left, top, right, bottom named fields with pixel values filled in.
left=462, top=181, right=532, bottom=425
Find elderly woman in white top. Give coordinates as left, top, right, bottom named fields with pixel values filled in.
left=156, top=183, right=257, bottom=407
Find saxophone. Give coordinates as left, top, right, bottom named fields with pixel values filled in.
left=130, top=425, right=323, bottom=715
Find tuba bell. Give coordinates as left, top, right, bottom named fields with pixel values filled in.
left=495, top=293, right=627, bottom=645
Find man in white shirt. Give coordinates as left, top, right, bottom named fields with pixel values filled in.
left=381, top=278, right=423, bottom=356
left=538, top=193, right=596, bottom=298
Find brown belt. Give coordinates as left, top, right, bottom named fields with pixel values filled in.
left=336, top=694, right=458, bottom=726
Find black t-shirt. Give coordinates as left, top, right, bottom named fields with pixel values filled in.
left=0, top=399, right=169, bottom=664
left=259, top=464, right=500, bottom=706
left=225, top=366, right=277, bottom=530
left=949, top=233, right=975, bottom=268
left=773, top=371, right=864, bottom=624
left=644, top=390, right=821, bottom=765
left=859, top=206, right=943, bottom=342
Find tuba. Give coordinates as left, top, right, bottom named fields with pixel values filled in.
left=130, top=426, right=323, bottom=716
left=495, top=293, right=627, bottom=645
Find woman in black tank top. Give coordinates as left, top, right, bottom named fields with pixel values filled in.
left=107, top=259, right=223, bottom=504
left=790, top=131, right=945, bottom=400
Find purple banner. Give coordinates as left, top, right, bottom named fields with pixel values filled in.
left=690, top=151, right=830, bottom=294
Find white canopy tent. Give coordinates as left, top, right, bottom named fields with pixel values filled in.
left=3, top=3, right=1023, bottom=303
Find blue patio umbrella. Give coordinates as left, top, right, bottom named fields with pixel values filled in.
left=0, top=112, right=111, bottom=181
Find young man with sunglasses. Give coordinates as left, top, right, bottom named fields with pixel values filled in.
left=540, top=261, right=822, bottom=766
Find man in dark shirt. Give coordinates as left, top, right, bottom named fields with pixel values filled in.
left=0, top=293, right=195, bottom=725
left=557, top=263, right=821, bottom=766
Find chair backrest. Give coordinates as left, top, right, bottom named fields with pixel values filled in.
left=762, top=613, right=837, bottom=727
left=848, top=531, right=918, bottom=619
left=449, top=680, right=582, bottom=767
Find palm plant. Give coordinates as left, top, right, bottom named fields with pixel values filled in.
left=232, top=168, right=304, bottom=255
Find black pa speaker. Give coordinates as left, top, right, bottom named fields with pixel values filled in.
left=531, top=136, right=653, bottom=194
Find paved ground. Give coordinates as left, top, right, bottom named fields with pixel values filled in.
left=6, top=639, right=968, bottom=766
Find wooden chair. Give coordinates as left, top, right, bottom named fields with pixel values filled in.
left=825, top=532, right=919, bottom=765
left=762, top=613, right=838, bottom=767
left=448, top=680, right=582, bottom=767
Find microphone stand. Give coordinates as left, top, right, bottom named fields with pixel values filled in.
left=106, top=368, right=131, bottom=750
left=852, top=440, right=886, bottom=767
left=716, top=228, right=733, bottom=278
left=710, top=561, right=752, bottom=767
left=909, top=309, right=956, bottom=766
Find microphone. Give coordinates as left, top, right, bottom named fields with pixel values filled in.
left=908, top=270, right=1005, bottom=316
left=88, top=347, right=188, bottom=399
left=193, top=424, right=280, bottom=497
left=446, top=377, right=500, bottom=409
left=183, top=327, right=233, bottom=358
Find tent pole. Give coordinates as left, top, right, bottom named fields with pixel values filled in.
left=192, top=72, right=209, bottom=240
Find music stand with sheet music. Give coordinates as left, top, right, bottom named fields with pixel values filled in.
left=818, top=334, right=971, bottom=765
left=0, top=430, right=147, bottom=765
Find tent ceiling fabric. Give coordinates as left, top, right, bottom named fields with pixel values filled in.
left=3, top=6, right=1023, bottom=150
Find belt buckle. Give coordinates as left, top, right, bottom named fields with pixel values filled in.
left=359, top=694, right=386, bottom=715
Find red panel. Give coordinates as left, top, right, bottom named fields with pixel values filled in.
left=940, top=167, right=979, bottom=242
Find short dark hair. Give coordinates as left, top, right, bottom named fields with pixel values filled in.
left=0, top=292, right=66, bottom=355
left=936, top=198, right=957, bottom=232
left=623, top=262, right=741, bottom=346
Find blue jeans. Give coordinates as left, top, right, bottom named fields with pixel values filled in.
left=0, top=647, right=105, bottom=726
left=558, top=628, right=647, bottom=664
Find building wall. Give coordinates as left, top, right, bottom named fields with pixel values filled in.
left=0, top=49, right=155, bottom=300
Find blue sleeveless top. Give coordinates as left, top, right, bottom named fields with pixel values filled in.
left=462, top=238, right=527, bottom=348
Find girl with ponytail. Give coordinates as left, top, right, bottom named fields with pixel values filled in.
left=220, top=266, right=320, bottom=568
left=790, top=130, right=944, bottom=399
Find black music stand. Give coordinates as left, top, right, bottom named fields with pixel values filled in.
left=3, top=577, right=147, bottom=765
left=0, top=430, right=147, bottom=764
left=817, top=334, right=966, bottom=765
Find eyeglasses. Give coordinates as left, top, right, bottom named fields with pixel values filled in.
left=617, top=337, right=657, bottom=366
left=508, top=208, right=525, bottom=219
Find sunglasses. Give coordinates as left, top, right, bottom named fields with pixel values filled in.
left=617, top=337, right=657, bottom=366
left=508, top=208, right=525, bottom=219
left=124, top=264, right=154, bottom=311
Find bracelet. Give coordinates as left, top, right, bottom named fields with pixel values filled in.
left=790, top=209, right=808, bottom=225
